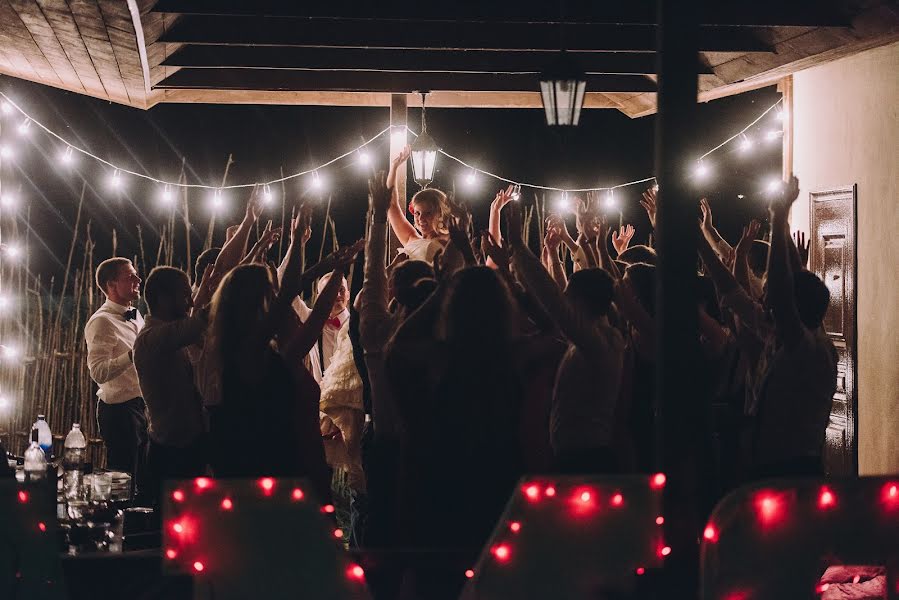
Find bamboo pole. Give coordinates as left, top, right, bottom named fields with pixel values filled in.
left=318, top=193, right=333, bottom=262
left=204, top=154, right=234, bottom=252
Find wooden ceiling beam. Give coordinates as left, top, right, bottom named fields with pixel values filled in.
left=161, top=45, right=715, bottom=75
left=157, top=16, right=773, bottom=53
left=150, top=0, right=850, bottom=28
left=153, top=69, right=658, bottom=93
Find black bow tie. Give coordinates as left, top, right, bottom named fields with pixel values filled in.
left=123, top=308, right=137, bottom=322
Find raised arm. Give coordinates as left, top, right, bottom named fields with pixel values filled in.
left=213, top=186, right=262, bottom=276
left=733, top=219, right=761, bottom=295
left=358, top=171, right=394, bottom=351
left=767, top=175, right=803, bottom=348
left=595, top=218, right=622, bottom=280
left=486, top=185, right=515, bottom=269
left=699, top=198, right=735, bottom=263
left=385, top=145, right=419, bottom=247
left=542, top=225, right=568, bottom=289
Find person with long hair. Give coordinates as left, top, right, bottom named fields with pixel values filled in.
left=204, top=204, right=361, bottom=501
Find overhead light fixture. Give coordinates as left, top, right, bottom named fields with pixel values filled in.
left=539, top=51, right=587, bottom=127
left=410, top=92, right=439, bottom=187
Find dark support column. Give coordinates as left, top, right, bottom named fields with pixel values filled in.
left=655, top=0, right=703, bottom=594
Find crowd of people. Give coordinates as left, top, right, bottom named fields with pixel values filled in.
left=83, top=147, right=837, bottom=596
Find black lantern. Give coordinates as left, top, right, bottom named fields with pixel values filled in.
left=411, top=93, right=439, bottom=187
left=539, top=52, right=587, bottom=126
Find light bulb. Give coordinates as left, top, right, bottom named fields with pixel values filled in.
left=694, top=161, right=710, bottom=178
left=262, top=184, right=273, bottom=204
left=17, top=118, right=31, bottom=135
left=765, top=130, right=782, bottom=142
left=0, top=145, right=13, bottom=159
left=737, top=194, right=745, bottom=199
left=1, top=344, right=20, bottom=360
left=161, top=185, right=173, bottom=204
left=604, top=191, right=616, bottom=209
left=60, top=146, right=76, bottom=165
left=766, top=178, right=783, bottom=194
left=0, top=100, right=12, bottom=115
left=556, top=194, right=570, bottom=212
left=211, top=189, right=223, bottom=209
left=0, top=395, right=9, bottom=411
left=4, top=244, right=22, bottom=259
left=0, top=295, right=11, bottom=310
left=391, top=127, right=407, bottom=145
left=1, top=193, right=16, bottom=208
left=775, top=109, right=785, bottom=121
left=464, top=169, right=477, bottom=186
left=511, top=185, right=521, bottom=201
left=358, top=150, right=371, bottom=166
left=109, top=170, right=122, bottom=188
left=739, top=136, right=753, bottom=152
left=311, top=171, right=324, bottom=190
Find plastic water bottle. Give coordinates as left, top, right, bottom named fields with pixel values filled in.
left=63, top=423, right=87, bottom=500
left=32, top=414, right=53, bottom=458
left=24, top=429, right=47, bottom=482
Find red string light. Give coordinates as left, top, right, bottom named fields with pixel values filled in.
left=636, top=567, right=645, bottom=576
left=523, top=484, right=541, bottom=502
left=611, top=493, right=624, bottom=507
left=220, top=498, right=233, bottom=510
left=333, top=528, right=344, bottom=539
left=465, top=569, right=475, bottom=579
left=754, top=492, right=785, bottom=526
left=322, top=504, right=335, bottom=514
left=172, top=489, right=185, bottom=502
left=17, top=490, right=28, bottom=503
left=659, top=545, right=672, bottom=557
left=165, top=549, right=177, bottom=560
left=817, top=487, right=836, bottom=510
left=655, top=516, right=665, bottom=525
left=650, top=473, right=667, bottom=489
left=258, top=477, right=275, bottom=495
left=703, top=524, right=718, bottom=543
left=509, top=521, right=521, bottom=533
left=544, top=486, right=557, bottom=497
left=291, top=488, right=305, bottom=501
left=172, top=522, right=184, bottom=534
left=195, top=477, right=212, bottom=491
left=347, top=564, right=365, bottom=581
left=882, top=482, right=899, bottom=509
left=193, top=561, right=205, bottom=573
left=815, top=582, right=830, bottom=594
left=491, top=544, right=511, bottom=563
left=37, top=522, right=46, bottom=532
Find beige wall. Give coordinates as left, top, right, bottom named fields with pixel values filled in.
left=791, top=41, right=899, bottom=475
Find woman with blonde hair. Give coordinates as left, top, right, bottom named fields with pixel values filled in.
left=385, top=145, right=453, bottom=264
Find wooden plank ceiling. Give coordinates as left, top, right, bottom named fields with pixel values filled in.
left=0, top=0, right=896, bottom=116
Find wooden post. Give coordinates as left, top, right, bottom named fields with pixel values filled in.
left=655, top=0, right=702, bottom=594
left=779, top=76, right=794, bottom=181
left=388, top=93, right=408, bottom=258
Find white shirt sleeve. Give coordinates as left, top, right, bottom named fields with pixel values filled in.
left=84, top=316, right=133, bottom=384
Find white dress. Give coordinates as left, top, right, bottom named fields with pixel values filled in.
left=398, top=237, right=445, bottom=264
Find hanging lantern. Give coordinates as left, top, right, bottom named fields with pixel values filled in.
left=411, top=93, right=439, bottom=187
left=539, top=52, right=587, bottom=126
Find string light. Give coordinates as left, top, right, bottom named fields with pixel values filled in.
left=0, top=145, right=13, bottom=159
left=739, top=135, right=753, bottom=152
left=357, top=149, right=371, bottom=166
left=464, top=168, right=478, bottom=186
left=262, top=184, right=273, bottom=204
left=775, top=109, right=786, bottom=121
left=0, top=89, right=783, bottom=202
left=604, top=189, right=616, bottom=209
left=694, top=161, right=710, bottom=179
left=737, top=194, right=745, bottom=199
left=765, top=130, right=783, bottom=142
left=556, top=192, right=570, bottom=212
left=766, top=178, right=784, bottom=194
left=511, top=184, right=521, bottom=201
left=17, top=118, right=31, bottom=135
left=211, top=189, right=223, bottom=210
left=109, top=169, right=122, bottom=189
left=3, top=243, right=22, bottom=260
left=161, top=184, right=174, bottom=204
left=60, top=145, right=76, bottom=165
left=311, top=170, right=324, bottom=191
left=1, top=344, right=20, bottom=361
left=1, top=193, right=17, bottom=209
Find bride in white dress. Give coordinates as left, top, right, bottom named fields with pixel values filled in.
left=386, top=145, right=451, bottom=264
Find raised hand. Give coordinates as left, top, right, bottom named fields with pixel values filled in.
left=368, top=170, right=392, bottom=216
left=492, top=185, right=516, bottom=211
left=735, top=219, right=761, bottom=257
left=640, top=186, right=658, bottom=229
left=544, top=226, right=562, bottom=252
left=699, top=198, right=715, bottom=235
left=246, top=184, right=263, bottom=222
left=794, top=230, right=810, bottom=268
left=391, top=145, right=412, bottom=169
left=769, top=175, right=800, bottom=217
left=611, top=224, right=635, bottom=256
left=290, top=203, right=312, bottom=245
left=481, top=231, right=511, bottom=272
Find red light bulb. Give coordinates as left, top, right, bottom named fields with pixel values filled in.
left=193, top=561, right=204, bottom=573
left=818, top=487, right=836, bottom=509
left=322, top=504, right=335, bottom=514
left=882, top=482, right=899, bottom=508
left=544, top=486, right=556, bottom=497
left=659, top=545, right=672, bottom=557
left=17, top=490, right=28, bottom=503
left=347, top=564, right=365, bottom=581
left=258, top=477, right=275, bottom=494
left=221, top=498, right=233, bottom=510
left=509, top=521, right=521, bottom=533
left=165, top=549, right=177, bottom=560
left=172, top=522, right=184, bottom=534
left=465, top=569, right=475, bottom=579
left=194, top=477, right=211, bottom=490
left=172, top=489, right=185, bottom=502
left=38, top=522, right=46, bottom=532
left=703, top=524, right=718, bottom=542
left=636, top=567, right=645, bottom=576
left=611, top=493, right=624, bottom=507
left=755, top=492, right=784, bottom=526
left=580, top=491, right=592, bottom=503
left=524, top=484, right=540, bottom=501
left=656, top=516, right=665, bottom=525
left=491, top=544, right=511, bottom=563
left=333, top=528, right=344, bottom=539
left=651, top=473, right=667, bottom=489
left=291, top=488, right=304, bottom=501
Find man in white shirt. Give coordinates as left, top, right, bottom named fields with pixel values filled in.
left=318, top=272, right=350, bottom=372
left=84, top=257, right=147, bottom=480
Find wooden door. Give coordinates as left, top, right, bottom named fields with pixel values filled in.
left=809, top=185, right=858, bottom=475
